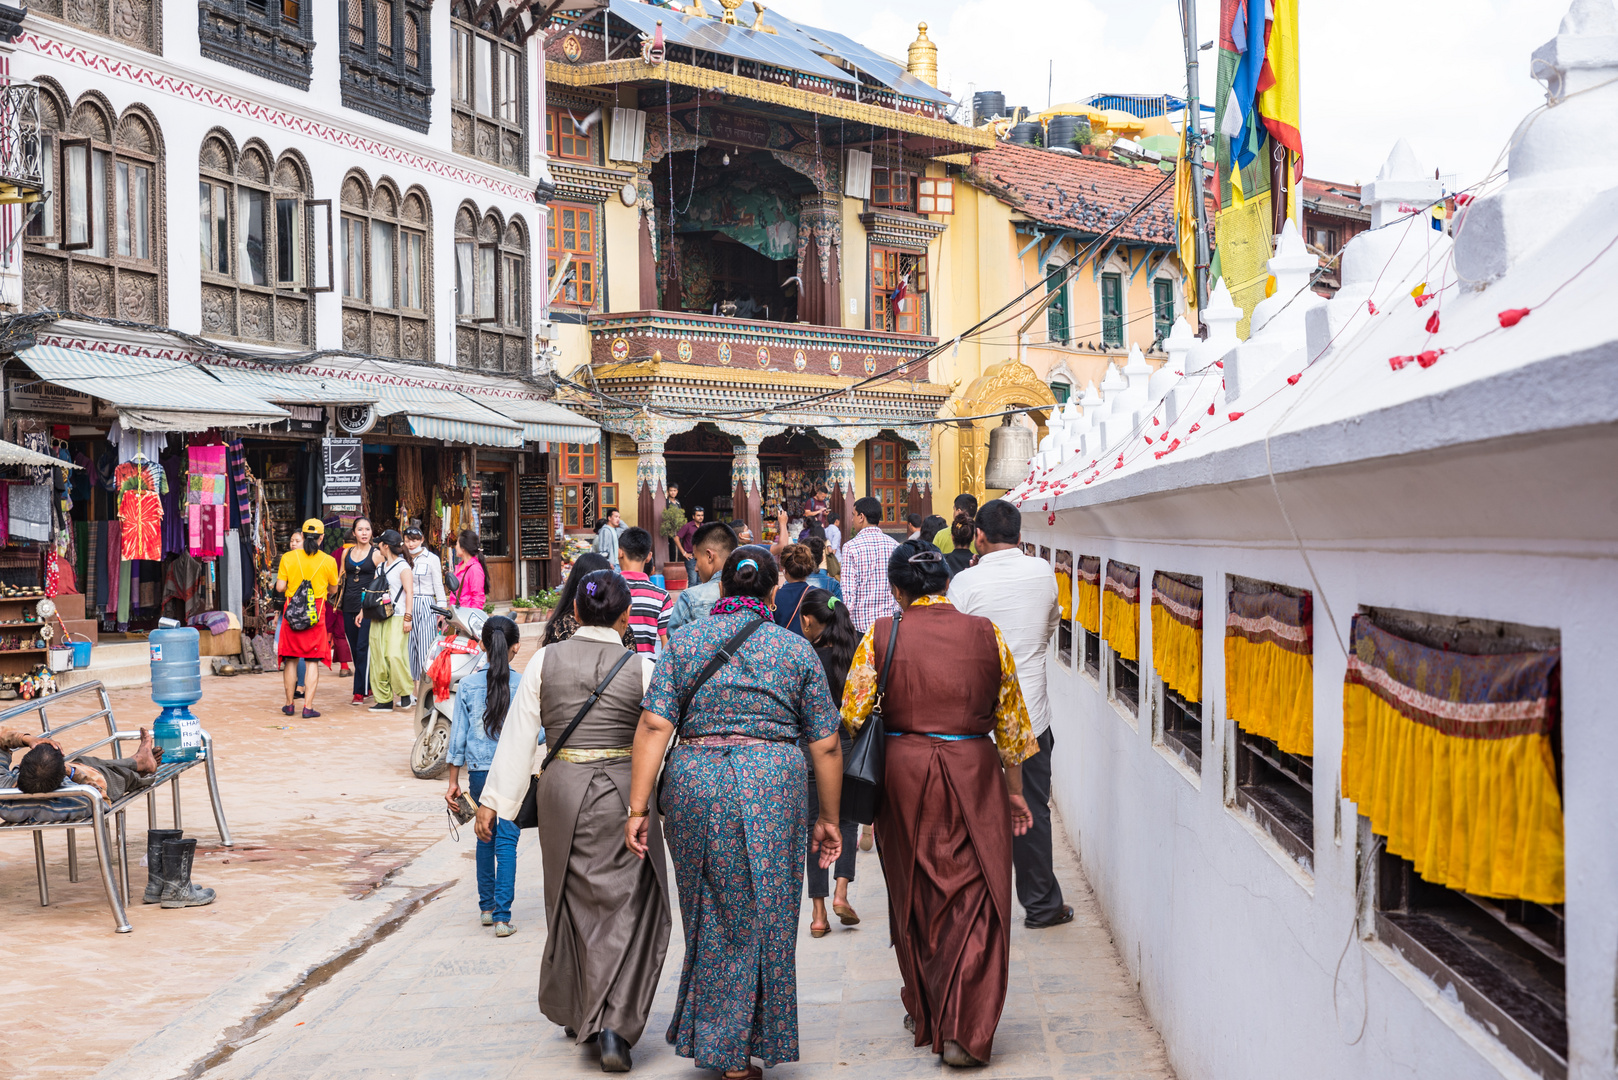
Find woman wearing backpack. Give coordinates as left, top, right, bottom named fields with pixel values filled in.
left=275, top=520, right=340, bottom=718
left=360, top=529, right=414, bottom=712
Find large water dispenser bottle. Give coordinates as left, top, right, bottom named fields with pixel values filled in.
left=150, top=624, right=203, bottom=763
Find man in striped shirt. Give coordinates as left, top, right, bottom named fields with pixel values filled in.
left=616, top=527, right=672, bottom=657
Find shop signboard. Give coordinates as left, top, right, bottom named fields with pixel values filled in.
left=7, top=377, right=94, bottom=416
left=323, top=437, right=363, bottom=507
left=275, top=404, right=327, bottom=434
left=519, top=474, right=550, bottom=560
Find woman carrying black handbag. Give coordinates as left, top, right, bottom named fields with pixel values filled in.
left=840, top=539, right=1037, bottom=1071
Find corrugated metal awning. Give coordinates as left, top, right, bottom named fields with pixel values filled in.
left=368, top=385, right=524, bottom=449
left=208, top=365, right=381, bottom=405
left=477, top=397, right=601, bottom=445
left=0, top=440, right=80, bottom=469
left=17, top=345, right=289, bottom=431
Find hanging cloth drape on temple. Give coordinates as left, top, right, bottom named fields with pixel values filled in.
left=1225, top=584, right=1313, bottom=757
left=1151, top=573, right=1203, bottom=704
left=1101, top=561, right=1140, bottom=663
left=1074, top=556, right=1101, bottom=634
left=1342, top=616, right=1563, bottom=905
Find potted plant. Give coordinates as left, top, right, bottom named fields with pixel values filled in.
left=510, top=596, right=535, bottom=622
left=531, top=590, right=558, bottom=629
left=659, top=505, right=689, bottom=585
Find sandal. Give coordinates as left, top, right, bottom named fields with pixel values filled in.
left=721, top=1068, right=762, bottom=1080
left=809, top=922, right=830, bottom=938
left=832, top=901, right=860, bottom=926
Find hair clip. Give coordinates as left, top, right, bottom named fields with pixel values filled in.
left=826, top=596, right=839, bottom=608
left=585, top=580, right=598, bottom=596
left=737, top=558, right=759, bottom=571
left=907, top=550, right=945, bottom=564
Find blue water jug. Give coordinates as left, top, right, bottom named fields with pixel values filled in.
left=149, top=627, right=203, bottom=763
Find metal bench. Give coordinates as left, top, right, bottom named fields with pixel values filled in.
left=0, top=681, right=232, bottom=932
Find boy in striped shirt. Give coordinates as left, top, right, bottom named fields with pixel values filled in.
left=616, top=526, right=672, bottom=657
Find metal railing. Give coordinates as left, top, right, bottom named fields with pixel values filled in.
left=0, top=79, right=43, bottom=194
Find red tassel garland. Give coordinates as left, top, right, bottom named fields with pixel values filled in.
left=1498, top=308, right=1531, bottom=328
left=1425, top=311, right=1441, bottom=334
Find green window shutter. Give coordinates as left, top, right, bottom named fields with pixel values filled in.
left=1101, top=273, right=1123, bottom=348
left=1046, top=275, right=1069, bottom=344
left=1153, top=279, right=1174, bottom=344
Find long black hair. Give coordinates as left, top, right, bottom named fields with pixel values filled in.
left=801, top=587, right=856, bottom=696
left=480, top=614, right=520, bottom=740
left=543, top=552, right=615, bottom=646
left=457, top=528, right=489, bottom=590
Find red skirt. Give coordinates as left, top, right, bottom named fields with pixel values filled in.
left=278, top=606, right=332, bottom=664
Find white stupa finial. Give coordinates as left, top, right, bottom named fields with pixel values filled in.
left=1360, top=140, right=1440, bottom=230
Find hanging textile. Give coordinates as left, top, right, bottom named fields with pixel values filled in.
left=105, top=522, right=122, bottom=612
left=1101, top=561, right=1140, bottom=662
left=188, top=444, right=228, bottom=558
left=398, top=445, right=425, bottom=524
left=1225, top=584, right=1313, bottom=757
left=1075, top=556, right=1101, bottom=634
left=20, top=430, right=52, bottom=485
left=162, top=554, right=207, bottom=619
left=8, top=482, right=52, bottom=542
left=106, top=426, right=168, bottom=466
left=0, top=482, right=9, bottom=541
left=223, top=529, right=243, bottom=619
left=160, top=453, right=185, bottom=555
left=1342, top=615, right=1563, bottom=904
left=85, top=524, right=102, bottom=611
left=114, top=460, right=165, bottom=561
left=44, top=552, right=60, bottom=598
left=227, top=439, right=252, bottom=529
left=1151, top=573, right=1203, bottom=704
left=1054, top=560, right=1072, bottom=623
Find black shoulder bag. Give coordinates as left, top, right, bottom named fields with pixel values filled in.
left=513, top=649, right=638, bottom=830
left=842, top=611, right=901, bottom=825
left=655, top=616, right=766, bottom=814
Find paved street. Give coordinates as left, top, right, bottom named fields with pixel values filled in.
left=205, top=815, right=1173, bottom=1080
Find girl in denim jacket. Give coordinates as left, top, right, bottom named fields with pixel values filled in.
left=444, top=615, right=529, bottom=936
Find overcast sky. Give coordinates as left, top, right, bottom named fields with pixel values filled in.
left=765, top=0, right=1561, bottom=188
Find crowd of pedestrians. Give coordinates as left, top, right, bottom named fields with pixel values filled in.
left=431, top=492, right=1066, bottom=1077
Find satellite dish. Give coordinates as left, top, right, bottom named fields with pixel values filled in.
left=337, top=404, right=378, bottom=435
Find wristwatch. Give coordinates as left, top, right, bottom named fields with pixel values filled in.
left=627, top=807, right=650, bottom=819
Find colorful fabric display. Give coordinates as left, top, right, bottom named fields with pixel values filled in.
left=187, top=444, right=228, bottom=557
left=114, top=461, right=165, bottom=562
left=1225, top=584, right=1313, bottom=757
left=1151, top=572, right=1203, bottom=704
left=1075, top=556, right=1101, bottom=634
left=227, top=440, right=252, bottom=528
left=1342, top=615, right=1563, bottom=904
left=8, top=482, right=52, bottom=541
left=1101, top=560, right=1140, bottom=663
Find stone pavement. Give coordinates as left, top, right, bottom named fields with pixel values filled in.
left=3, top=633, right=542, bottom=1080
left=206, top=815, right=1174, bottom=1080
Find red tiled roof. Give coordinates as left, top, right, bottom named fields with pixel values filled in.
left=964, top=142, right=1178, bottom=246
left=1301, top=177, right=1368, bottom=219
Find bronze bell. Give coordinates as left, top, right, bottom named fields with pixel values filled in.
left=984, top=414, right=1036, bottom=489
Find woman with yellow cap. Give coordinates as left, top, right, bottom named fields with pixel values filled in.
left=276, top=520, right=341, bottom=717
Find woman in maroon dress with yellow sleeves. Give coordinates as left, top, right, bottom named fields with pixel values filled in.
left=842, top=539, right=1036, bottom=1069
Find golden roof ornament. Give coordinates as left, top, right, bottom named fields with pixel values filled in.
left=718, top=0, right=744, bottom=24
left=907, top=22, right=938, bottom=86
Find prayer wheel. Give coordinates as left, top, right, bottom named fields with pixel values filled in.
left=983, top=415, right=1037, bottom=490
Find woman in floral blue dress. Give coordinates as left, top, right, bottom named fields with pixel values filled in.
left=626, top=546, right=846, bottom=1080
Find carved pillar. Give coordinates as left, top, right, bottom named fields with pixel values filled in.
left=638, top=209, right=658, bottom=310
left=730, top=440, right=762, bottom=540
left=823, top=445, right=857, bottom=535
left=897, top=425, right=934, bottom=518
left=796, top=195, right=842, bottom=327
left=635, top=436, right=667, bottom=548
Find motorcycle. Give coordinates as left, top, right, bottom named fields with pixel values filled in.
left=409, top=603, right=488, bottom=779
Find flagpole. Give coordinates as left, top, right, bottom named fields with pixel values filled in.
left=1180, top=0, right=1211, bottom=331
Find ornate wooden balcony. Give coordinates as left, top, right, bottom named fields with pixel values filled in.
left=586, top=310, right=937, bottom=380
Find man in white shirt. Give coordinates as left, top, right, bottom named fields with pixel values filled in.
left=947, top=498, right=1071, bottom=929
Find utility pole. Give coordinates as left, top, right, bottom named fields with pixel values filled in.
left=1180, top=0, right=1211, bottom=329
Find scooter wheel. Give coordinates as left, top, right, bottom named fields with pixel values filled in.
left=411, top=712, right=454, bottom=779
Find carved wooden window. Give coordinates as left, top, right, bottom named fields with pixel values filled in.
left=545, top=108, right=592, bottom=162
left=870, top=247, right=927, bottom=335
left=871, top=167, right=913, bottom=210
left=340, top=0, right=433, bottom=134
left=339, top=172, right=432, bottom=361
left=198, top=133, right=319, bottom=347
left=30, top=0, right=160, bottom=55
left=545, top=202, right=595, bottom=308
left=449, top=1, right=527, bottom=174
left=454, top=204, right=530, bottom=374
left=561, top=443, right=598, bottom=481
left=869, top=439, right=908, bottom=522
left=200, top=0, right=315, bottom=90
left=24, top=88, right=165, bottom=324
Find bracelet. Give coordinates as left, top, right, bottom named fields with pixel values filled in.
left=627, top=807, right=650, bottom=819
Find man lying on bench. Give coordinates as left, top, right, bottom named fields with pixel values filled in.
left=1, top=728, right=216, bottom=908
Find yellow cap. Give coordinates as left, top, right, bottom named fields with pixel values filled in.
left=301, top=518, right=325, bottom=535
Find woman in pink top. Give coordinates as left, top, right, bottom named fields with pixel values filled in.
left=452, top=529, right=489, bottom=611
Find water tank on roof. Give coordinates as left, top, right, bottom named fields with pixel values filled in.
left=1008, top=122, right=1040, bottom=146
left=972, top=91, right=1006, bottom=122
left=1046, top=115, right=1089, bottom=152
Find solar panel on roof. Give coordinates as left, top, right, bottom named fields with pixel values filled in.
left=779, top=22, right=957, bottom=105
left=608, top=0, right=857, bottom=85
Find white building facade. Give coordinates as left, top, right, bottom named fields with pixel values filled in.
left=1013, top=4, right=1618, bottom=1079
left=2, top=0, right=554, bottom=372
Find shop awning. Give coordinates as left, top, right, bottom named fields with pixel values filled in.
left=477, top=397, right=601, bottom=445
left=0, top=440, right=80, bottom=469
left=206, top=365, right=382, bottom=405
left=16, top=345, right=289, bottom=432
left=368, top=385, right=525, bottom=449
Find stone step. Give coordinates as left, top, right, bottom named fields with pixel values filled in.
left=58, top=640, right=230, bottom=693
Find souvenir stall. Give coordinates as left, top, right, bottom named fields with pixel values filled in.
left=0, top=429, right=91, bottom=699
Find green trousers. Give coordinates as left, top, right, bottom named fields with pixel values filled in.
left=367, top=614, right=412, bottom=704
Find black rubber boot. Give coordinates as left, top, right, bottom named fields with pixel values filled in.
left=158, top=838, right=217, bottom=908
left=142, top=829, right=182, bottom=904
left=598, top=1029, right=632, bottom=1072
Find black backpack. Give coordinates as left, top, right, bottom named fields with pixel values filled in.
left=284, top=580, right=317, bottom=631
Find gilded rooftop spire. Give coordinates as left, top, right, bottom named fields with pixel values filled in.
left=907, top=22, right=938, bottom=86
